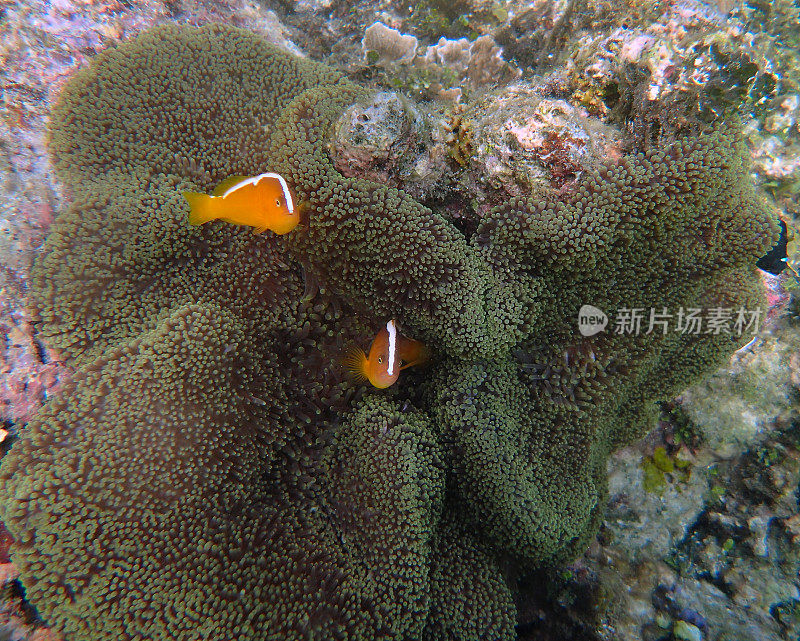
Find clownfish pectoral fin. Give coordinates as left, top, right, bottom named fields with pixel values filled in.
left=297, top=200, right=311, bottom=221
left=399, top=358, right=426, bottom=370
left=397, top=337, right=430, bottom=370
left=342, top=346, right=369, bottom=384
left=183, top=192, right=218, bottom=226
left=253, top=227, right=268, bottom=235
left=212, top=175, right=250, bottom=196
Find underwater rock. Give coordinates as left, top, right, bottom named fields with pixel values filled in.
left=329, top=90, right=462, bottom=202
left=494, top=0, right=582, bottom=72
left=604, top=441, right=712, bottom=562
left=673, top=619, right=703, bottom=641
left=679, top=324, right=798, bottom=459
left=464, top=82, right=624, bottom=200
left=0, top=23, right=781, bottom=641
left=579, top=369, right=800, bottom=641
left=330, top=91, right=429, bottom=185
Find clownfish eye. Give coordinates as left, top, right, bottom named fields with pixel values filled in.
left=377, top=357, right=383, bottom=363
left=275, top=199, right=281, bottom=208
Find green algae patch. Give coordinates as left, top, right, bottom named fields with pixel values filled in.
left=642, top=447, right=693, bottom=494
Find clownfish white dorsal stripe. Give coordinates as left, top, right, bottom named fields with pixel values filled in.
left=222, top=172, right=295, bottom=213
left=386, top=319, right=397, bottom=376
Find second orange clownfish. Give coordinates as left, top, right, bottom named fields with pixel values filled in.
left=344, top=319, right=430, bottom=389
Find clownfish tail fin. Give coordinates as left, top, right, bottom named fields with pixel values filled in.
left=183, top=192, right=218, bottom=226
left=342, top=345, right=368, bottom=383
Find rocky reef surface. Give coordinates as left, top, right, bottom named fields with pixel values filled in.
left=0, top=1, right=798, bottom=640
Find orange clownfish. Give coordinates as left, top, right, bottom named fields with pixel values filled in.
left=183, top=172, right=299, bottom=235
left=344, top=319, right=430, bottom=389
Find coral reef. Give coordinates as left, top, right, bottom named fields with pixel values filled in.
left=360, top=22, right=519, bottom=102
left=0, top=22, right=780, bottom=641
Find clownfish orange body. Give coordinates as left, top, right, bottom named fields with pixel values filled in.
left=183, top=172, right=299, bottom=235
left=344, top=320, right=430, bottom=389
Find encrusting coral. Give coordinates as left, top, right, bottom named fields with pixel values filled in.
left=361, top=22, right=520, bottom=102
left=362, top=21, right=419, bottom=65
left=0, top=23, right=780, bottom=641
